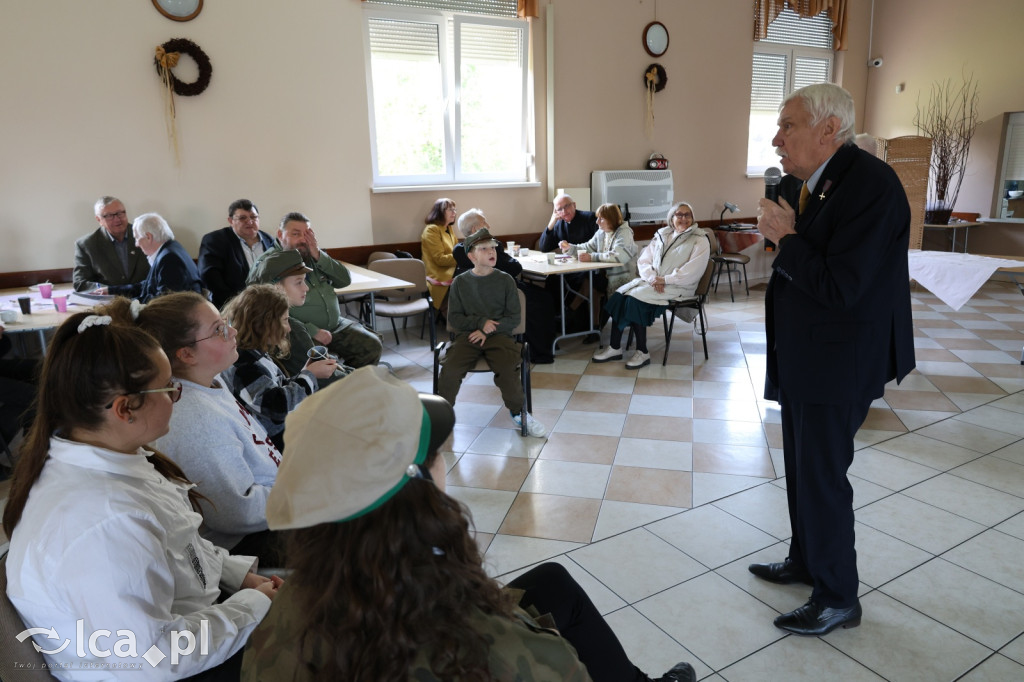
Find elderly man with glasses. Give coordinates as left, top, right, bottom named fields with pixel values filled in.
left=537, top=193, right=598, bottom=253
left=199, top=199, right=276, bottom=307
left=73, top=196, right=151, bottom=292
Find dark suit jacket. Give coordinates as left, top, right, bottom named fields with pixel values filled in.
left=538, top=211, right=598, bottom=252
left=453, top=242, right=522, bottom=278
left=765, top=144, right=916, bottom=405
left=198, top=227, right=275, bottom=307
left=73, top=228, right=150, bottom=292
left=109, top=239, right=204, bottom=303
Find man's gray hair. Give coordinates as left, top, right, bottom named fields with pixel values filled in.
left=783, top=83, right=856, bottom=145
left=553, top=192, right=573, bottom=206
left=133, top=213, right=174, bottom=243
left=457, top=208, right=487, bottom=238
left=279, top=211, right=311, bottom=233
left=94, top=196, right=122, bottom=216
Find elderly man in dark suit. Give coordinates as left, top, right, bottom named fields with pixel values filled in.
left=198, top=199, right=275, bottom=307
left=101, top=213, right=204, bottom=303
left=72, top=196, right=150, bottom=292
left=751, top=83, right=915, bottom=636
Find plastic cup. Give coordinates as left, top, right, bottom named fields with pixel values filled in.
left=520, top=248, right=530, bottom=257
left=17, top=297, right=31, bottom=315
left=506, top=241, right=515, bottom=252
left=53, top=295, right=68, bottom=313
left=38, top=282, right=52, bottom=298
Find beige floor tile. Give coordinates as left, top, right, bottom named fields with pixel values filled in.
left=691, top=365, right=751, bottom=382
left=692, top=419, right=767, bottom=447
left=883, top=558, right=1024, bottom=650
left=848, top=447, right=941, bottom=491
left=712, top=482, right=792, bottom=539
left=828, top=592, right=991, bottom=681
left=591, top=500, right=685, bottom=542
left=445, top=486, right=517, bottom=534
left=955, top=404, right=1024, bottom=436
left=719, top=636, right=884, bottom=681
left=929, top=374, right=1008, bottom=394
left=953, top=453, right=1024, bottom=497
left=959, top=655, right=1024, bottom=681
left=691, top=472, right=771, bottom=507
left=614, top=437, right=692, bottom=471
left=520, top=459, right=611, bottom=499
left=472, top=531, right=494, bottom=555
left=604, top=607, right=711, bottom=682
left=446, top=453, right=534, bottom=491
left=497, top=555, right=626, bottom=616
left=482, top=534, right=584, bottom=577
left=944, top=529, right=1024, bottom=593
left=968, top=364, right=1024, bottom=381
left=529, top=372, right=582, bottom=390
left=857, top=493, right=986, bottom=555
left=692, top=442, right=776, bottom=478
left=466, top=427, right=547, bottom=459
left=497, top=492, right=601, bottom=543
left=692, top=397, right=762, bottom=422
left=872, top=432, right=985, bottom=471
left=882, top=389, right=960, bottom=412
left=914, top=348, right=964, bottom=362
left=940, top=337, right=999, bottom=350
left=442, top=423, right=482, bottom=452
left=635, top=572, right=784, bottom=672
left=648, top=505, right=777, bottom=569
left=861, top=407, right=908, bottom=432
left=582, top=360, right=636, bottom=377
left=606, top=466, right=693, bottom=508
left=633, top=377, right=693, bottom=397
left=916, top=419, right=1021, bottom=453
left=538, top=432, right=618, bottom=464
left=552, top=409, right=626, bottom=437
left=456, top=384, right=503, bottom=404
left=621, top=414, right=693, bottom=442
left=565, top=390, right=631, bottom=413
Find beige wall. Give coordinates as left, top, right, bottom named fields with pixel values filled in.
left=2, top=0, right=888, bottom=275
left=862, top=0, right=1024, bottom=218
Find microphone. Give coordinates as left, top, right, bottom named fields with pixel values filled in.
left=763, top=167, right=782, bottom=252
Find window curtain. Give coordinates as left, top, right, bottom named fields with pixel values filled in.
left=753, top=0, right=847, bottom=50
left=517, top=0, right=538, bottom=18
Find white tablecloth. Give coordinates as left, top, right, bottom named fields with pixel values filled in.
left=907, top=250, right=1024, bottom=310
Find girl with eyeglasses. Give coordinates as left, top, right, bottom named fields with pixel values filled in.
left=3, top=297, right=279, bottom=679
left=219, top=284, right=337, bottom=453
left=136, top=291, right=289, bottom=566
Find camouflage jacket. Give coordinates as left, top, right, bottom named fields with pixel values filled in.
left=241, top=584, right=593, bottom=681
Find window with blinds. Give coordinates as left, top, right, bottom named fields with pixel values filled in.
left=364, top=4, right=530, bottom=186
left=747, top=8, right=834, bottom=175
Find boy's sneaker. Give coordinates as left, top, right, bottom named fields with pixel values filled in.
left=513, top=412, right=547, bottom=438
left=592, top=346, right=623, bottom=363
left=626, top=350, right=651, bottom=369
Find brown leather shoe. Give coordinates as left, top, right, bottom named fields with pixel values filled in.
left=748, top=559, right=813, bottom=586
left=774, top=599, right=862, bottom=636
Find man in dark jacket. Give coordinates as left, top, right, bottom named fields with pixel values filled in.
left=199, top=199, right=275, bottom=307
left=104, top=213, right=205, bottom=303
left=751, top=83, right=915, bottom=636
left=72, top=196, right=150, bottom=292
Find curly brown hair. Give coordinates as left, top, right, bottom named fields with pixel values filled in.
left=282, top=473, right=516, bottom=679
left=2, top=297, right=194, bottom=537
left=221, top=284, right=291, bottom=358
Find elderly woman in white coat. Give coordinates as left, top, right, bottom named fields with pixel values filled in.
left=592, top=201, right=710, bottom=369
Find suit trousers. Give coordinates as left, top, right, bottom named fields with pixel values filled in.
left=780, top=389, right=871, bottom=609
left=437, top=333, right=523, bottom=413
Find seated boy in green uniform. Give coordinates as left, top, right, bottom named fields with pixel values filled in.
left=436, top=228, right=546, bottom=438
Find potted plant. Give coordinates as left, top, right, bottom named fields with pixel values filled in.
left=914, top=74, right=980, bottom=225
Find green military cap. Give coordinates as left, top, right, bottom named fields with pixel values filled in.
left=249, top=249, right=312, bottom=284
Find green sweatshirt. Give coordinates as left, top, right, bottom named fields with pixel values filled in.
left=447, top=268, right=520, bottom=337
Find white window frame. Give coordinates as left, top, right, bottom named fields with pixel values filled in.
left=746, top=24, right=834, bottom=176
left=363, top=7, right=532, bottom=189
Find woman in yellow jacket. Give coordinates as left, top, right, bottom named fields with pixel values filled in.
left=420, top=198, right=458, bottom=315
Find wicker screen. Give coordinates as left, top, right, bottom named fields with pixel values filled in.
left=884, top=136, right=932, bottom=250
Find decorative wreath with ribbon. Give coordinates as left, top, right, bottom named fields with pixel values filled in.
left=643, top=63, right=667, bottom=139
left=154, top=38, right=212, bottom=96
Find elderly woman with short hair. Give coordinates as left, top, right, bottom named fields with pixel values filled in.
left=592, top=201, right=710, bottom=369
left=102, top=212, right=205, bottom=302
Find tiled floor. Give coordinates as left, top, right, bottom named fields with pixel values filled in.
left=4, top=279, right=1024, bottom=680
left=397, top=279, right=1024, bottom=681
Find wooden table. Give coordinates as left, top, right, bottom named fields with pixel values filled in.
left=334, top=262, right=414, bottom=332
left=714, top=226, right=762, bottom=253
left=923, top=221, right=982, bottom=253
left=517, top=253, right=619, bottom=355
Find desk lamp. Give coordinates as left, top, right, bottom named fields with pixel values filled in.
left=720, top=202, right=740, bottom=226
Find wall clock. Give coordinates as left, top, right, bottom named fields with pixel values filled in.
left=152, top=0, right=203, bottom=22
left=643, top=21, right=669, bottom=58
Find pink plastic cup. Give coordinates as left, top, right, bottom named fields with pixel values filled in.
left=52, top=295, right=68, bottom=313
left=38, top=282, right=52, bottom=298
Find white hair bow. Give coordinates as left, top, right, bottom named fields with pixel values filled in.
left=130, top=299, right=147, bottom=320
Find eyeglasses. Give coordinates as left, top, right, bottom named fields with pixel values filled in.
left=101, top=210, right=127, bottom=220
left=187, top=321, right=232, bottom=345
left=105, top=381, right=183, bottom=409
left=554, top=203, right=574, bottom=213
left=232, top=214, right=259, bottom=223
left=673, top=212, right=693, bottom=220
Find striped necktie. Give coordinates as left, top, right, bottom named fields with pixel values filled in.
left=798, top=183, right=810, bottom=215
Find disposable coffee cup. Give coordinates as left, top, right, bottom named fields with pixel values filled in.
left=53, top=295, right=68, bottom=313
left=0, top=310, right=17, bottom=323
left=506, top=241, right=515, bottom=252
left=17, top=297, right=31, bottom=315
left=38, top=282, right=52, bottom=298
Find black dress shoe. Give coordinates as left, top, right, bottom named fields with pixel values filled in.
left=748, top=559, right=813, bottom=586
left=653, top=661, right=695, bottom=682
left=774, top=599, right=862, bottom=636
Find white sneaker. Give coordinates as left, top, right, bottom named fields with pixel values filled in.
left=625, top=350, right=651, bottom=369
left=592, top=346, right=623, bottom=363
left=513, top=412, right=547, bottom=438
